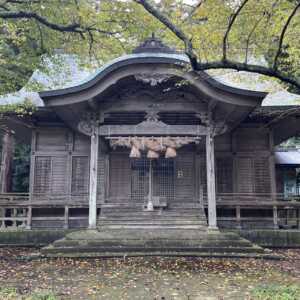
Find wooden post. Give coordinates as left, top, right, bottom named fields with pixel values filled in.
left=0, top=132, right=14, bottom=193
left=236, top=205, right=242, bottom=229
left=273, top=205, right=279, bottom=229
left=269, top=129, right=277, bottom=201
left=64, top=205, right=69, bottom=229
left=88, top=131, right=99, bottom=229
left=26, top=205, right=32, bottom=229
left=206, top=129, right=218, bottom=230
left=0, top=207, right=4, bottom=229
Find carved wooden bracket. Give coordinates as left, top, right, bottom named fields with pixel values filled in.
left=78, top=112, right=99, bottom=136
left=134, top=73, right=171, bottom=86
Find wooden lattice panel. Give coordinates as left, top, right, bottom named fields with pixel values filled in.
left=71, top=156, right=89, bottom=195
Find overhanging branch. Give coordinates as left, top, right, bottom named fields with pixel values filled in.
left=273, top=2, right=300, bottom=69
left=134, top=0, right=198, bottom=67
left=135, top=0, right=300, bottom=92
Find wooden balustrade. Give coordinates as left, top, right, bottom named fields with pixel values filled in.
left=0, top=192, right=299, bottom=230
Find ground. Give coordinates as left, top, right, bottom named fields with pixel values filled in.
left=0, top=249, right=299, bottom=300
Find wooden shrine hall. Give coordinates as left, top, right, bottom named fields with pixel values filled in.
left=1, top=37, right=300, bottom=256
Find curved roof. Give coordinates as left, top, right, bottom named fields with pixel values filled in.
left=39, top=52, right=267, bottom=106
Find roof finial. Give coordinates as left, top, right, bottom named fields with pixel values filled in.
left=132, top=35, right=177, bottom=54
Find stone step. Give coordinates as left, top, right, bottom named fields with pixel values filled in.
left=99, top=215, right=206, bottom=220
left=98, top=219, right=207, bottom=225
left=53, top=238, right=253, bottom=249
left=99, top=225, right=207, bottom=230
left=43, top=245, right=265, bottom=255
left=42, top=229, right=270, bottom=258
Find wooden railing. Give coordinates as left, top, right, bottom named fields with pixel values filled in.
left=0, top=192, right=299, bottom=230
left=204, top=193, right=300, bottom=229
left=0, top=193, right=90, bottom=230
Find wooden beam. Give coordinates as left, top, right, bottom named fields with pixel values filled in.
left=99, top=124, right=207, bottom=136
left=88, top=130, right=99, bottom=229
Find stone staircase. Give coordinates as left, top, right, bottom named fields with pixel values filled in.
left=42, top=228, right=274, bottom=258
left=41, top=203, right=274, bottom=258
left=98, top=204, right=207, bottom=229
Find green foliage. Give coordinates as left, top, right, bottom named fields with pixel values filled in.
left=0, top=0, right=299, bottom=96
left=12, top=143, right=30, bottom=193
left=0, top=99, right=36, bottom=116
left=279, top=137, right=300, bottom=149
left=251, top=284, right=300, bottom=300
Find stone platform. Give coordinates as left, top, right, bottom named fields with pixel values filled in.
left=41, top=228, right=276, bottom=259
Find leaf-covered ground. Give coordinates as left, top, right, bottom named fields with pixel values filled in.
left=0, top=248, right=299, bottom=300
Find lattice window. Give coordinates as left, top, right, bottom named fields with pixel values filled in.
left=217, top=157, right=233, bottom=193
left=34, top=156, right=51, bottom=193
left=131, top=158, right=150, bottom=202
left=109, top=153, right=131, bottom=198
left=153, top=158, right=175, bottom=200
left=71, top=156, right=89, bottom=195
left=236, top=157, right=254, bottom=193
left=175, top=153, right=195, bottom=199
left=254, top=158, right=271, bottom=193
left=51, top=156, right=68, bottom=194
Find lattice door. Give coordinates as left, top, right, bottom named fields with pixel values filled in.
left=131, top=157, right=175, bottom=202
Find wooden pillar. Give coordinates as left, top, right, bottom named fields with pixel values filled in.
left=0, top=132, right=14, bottom=193
left=88, top=131, right=99, bottom=229
left=273, top=205, right=279, bottom=229
left=64, top=205, right=69, bottom=229
left=26, top=205, right=32, bottom=229
left=206, top=130, right=218, bottom=230
left=236, top=205, right=242, bottom=229
left=269, top=129, right=277, bottom=201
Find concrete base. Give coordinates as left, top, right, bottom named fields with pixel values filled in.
left=41, top=228, right=275, bottom=258
left=0, top=229, right=71, bottom=247
left=1, top=229, right=299, bottom=250
left=237, top=229, right=300, bottom=248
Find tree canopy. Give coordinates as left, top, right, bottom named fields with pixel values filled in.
left=0, top=0, right=299, bottom=95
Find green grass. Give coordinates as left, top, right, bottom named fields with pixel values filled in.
left=0, top=288, right=57, bottom=300
left=251, top=284, right=300, bottom=300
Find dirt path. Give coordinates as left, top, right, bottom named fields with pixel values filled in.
left=0, top=248, right=299, bottom=299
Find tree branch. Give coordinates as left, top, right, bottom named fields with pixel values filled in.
left=273, top=2, right=300, bottom=69
left=196, top=59, right=300, bottom=90
left=223, top=0, right=249, bottom=61
left=135, top=0, right=300, bottom=92
left=0, top=10, right=83, bottom=32
left=245, top=13, right=264, bottom=63
left=134, top=0, right=198, bottom=68
left=0, top=9, right=122, bottom=37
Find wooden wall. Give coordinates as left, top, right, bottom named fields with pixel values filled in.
left=30, top=125, right=277, bottom=206
left=214, top=126, right=275, bottom=196
left=30, top=127, right=91, bottom=204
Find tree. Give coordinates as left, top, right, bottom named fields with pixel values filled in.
left=0, top=0, right=161, bottom=94
left=0, top=0, right=299, bottom=95
left=134, top=0, right=300, bottom=92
